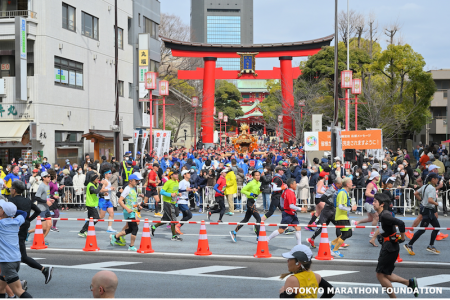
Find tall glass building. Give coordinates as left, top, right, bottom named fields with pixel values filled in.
left=191, top=0, right=253, bottom=71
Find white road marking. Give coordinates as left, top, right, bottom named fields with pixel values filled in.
left=166, top=265, right=245, bottom=275
left=416, top=275, right=450, bottom=287
left=315, top=270, right=359, bottom=277
left=71, top=261, right=142, bottom=269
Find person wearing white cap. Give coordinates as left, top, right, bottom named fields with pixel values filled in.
left=279, top=244, right=334, bottom=298
left=175, top=170, right=194, bottom=235
left=351, top=171, right=380, bottom=239
left=0, top=200, right=33, bottom=298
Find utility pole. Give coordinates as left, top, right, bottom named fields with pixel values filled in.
left=331, top=0, right=339, bottom=165
left=114, top=0, right=121, bottom=160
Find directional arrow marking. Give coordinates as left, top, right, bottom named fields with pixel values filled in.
left=166, top=266, right=246, bottom=275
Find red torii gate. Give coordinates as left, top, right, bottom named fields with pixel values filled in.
left=160, top=34, right=333, bottom=146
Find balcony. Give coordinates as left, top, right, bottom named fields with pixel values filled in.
left=0, top=10, right=37, bottom=19
left=0, top=11, right=38, bottom=40
left=431, top=90, right=448, bottom=107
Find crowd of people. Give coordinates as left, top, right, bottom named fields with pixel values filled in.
left=1, top=142, right=450, bottom=297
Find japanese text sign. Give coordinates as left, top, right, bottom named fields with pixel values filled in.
left=139, top=50, right=148, bottom=66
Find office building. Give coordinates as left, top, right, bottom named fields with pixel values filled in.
left=0, top=0, right=160, bottom=166
left=190, top=0, right=253, bottom=70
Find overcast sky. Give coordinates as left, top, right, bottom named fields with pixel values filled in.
left=161, top=0, right=449, bottom=71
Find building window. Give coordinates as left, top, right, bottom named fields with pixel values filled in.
left=81, top=12, right=99, bottom=40
left=207, top=9, right=240, bottom=12
left=113, top=27, right=123, bottom=49
left=207, top=16, right=241, bottom=70
left=118, top=81, right=124, bottom=97
left=128, top=82, right=133, bottom=98
left=54, top=56, right=83, bottom=89
left=128, top=17, right=132, bottom=45
left=150, top=60, right=160, bottom=73
left=144, top=17, right=158, bottom=39
left=62, top=3, right=76, bottom=31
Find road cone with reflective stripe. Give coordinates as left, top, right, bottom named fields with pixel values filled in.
left=254, top=222, right=272, bottom=258
left=30, top=216, right=47, bottom=250
left=83, top=217, right=100, bottom=251
left=138, top=218, right=154, bottom=253
left=195, top=220, right=212, bottom=256
left=315, top=223, right=333, bottom=260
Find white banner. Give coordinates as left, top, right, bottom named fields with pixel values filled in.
left=141, top=130, right=149, bottom=151
left=161, top=130, right=171, bottom=157
left=133, top=130, right=140, bottom=159
left=304, top=132, right=319, bottom=151
left=153, top=130, right=163, bottom=158
left=153, top=130, right=171, bottom=158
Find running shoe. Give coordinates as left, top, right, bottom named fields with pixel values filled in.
left=151, top=225, right=156, bottom=237
left=340, top=243, right=349, bottom=249
left=26, top=232, right=30, bottom=242
left=154, top=212, right=163, bottom=217
left=351, top=220, right=356, bottom=231
left=42, top=266, right=53, bottom=284
left=110, top=234, right=117, bottom=246
left=217, top=220, right=223, bottom=223
left=369, top=232, right=375, bottom=238
left=128, top=245, right=137, bottom=252
left=330, top=243, right=334, bottom=251
left=285, top=228, right=295, bottom=235
left=106, top=228, right=117, bottom=233
left=230, top=231, right=237, bottom=243
left=207, top=211, right=212, bottom=221
left=426, top=245, right=440, bottom=254
left=45, top=241, right=49, bottom=246
left=175, top=224, right=183, bottom=235
left=304, top=225, right=314, bottom=232
left=405, top=231, right=414, bottom=240
left=439, top=232, right=448, bottom=239
left=171, top=235, right=183, bottom=241
left=199, top=209, right=202, bottom=213
left=436, top=234, right=445, bottom=241
left=119, top=236, right=126, bottom=246
left=409, top=277, right=419, bottom=297
left=78, top=232, right=87, bottom=238
left=307, top=238, right=316, bottom=248
left=166, top=225, right=171, bottom=229
left=229, top=212, right=234, bottom=216
left=404, top=244, right=415, bottom=256
left=50, top=227, right=59, bottom=232
left=331, top=250, right=344, bottom=258
left=21, top=280, right=27, bottom=292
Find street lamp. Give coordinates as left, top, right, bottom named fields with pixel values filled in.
left=159, top=80, right=169, bottom=130
left=144, top=71, right=157, bottom=155
left=218, top=111, right=223, bottom=147
left=341, top=70, right=353, bottom=131
left=351, top=78, right=362, bottom=130
left=224, top=115, right=228, bottom=136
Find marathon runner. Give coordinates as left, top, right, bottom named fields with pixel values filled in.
left=373, top=193, right=419, bottom=298
left=8, top=181, right=53, bottom=284
left=279, top=244, right=334, bottom=298
left=151, top=170, right=182, bottom=241
left=208, top=168, right=227, bottom=222
left=143, top=163, right=162, bottom=217
left=307, top=177, right=342, bottom=249
left=0, top=200, right=33, bottom=298
left=330, top=177, right=353, bottom=258
left=98, top=170, right=116, bottom=233
left=230, top=170, right=262, bottom=242
left=176, top=170, right=195, bottom=235
left=404, top=173, right=442, bottom=255
left=110, top=173, right=143, bottom=251
left=260, top=167, right=286, bottom=224
left=267, top=178, right=302, bottom=245
left=306, top=171, right=329, bottom=232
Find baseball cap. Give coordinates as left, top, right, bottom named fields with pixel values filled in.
left=32, top=169, right=39, bottom=173
left=319, top=171, right=328, bottom=178
left=334, top=156, right=341, bottom=161
left=428, top=164, right=440, bottom=171
left=221, top=168, right=228, bottom=173
left=126, top=160, right=133, bottom=165
left=369, top=171, right=380, bottom=180
left=62, top=169, right=70, bottom=175
left=385, top=176, right=396, bottom=184
left=181, top=170, right=190, bottom=177
left=428, top=173, right=441, bottom=180
left=132, top=172, right=143, bottom=180
left=153, top=163, right=160, bottom=168
left=0, top=200, right=17, bottom=217
left=41, top=171, right=50, bottom=177
left=21, top=165, right=28, bottom=169
left=128, top=174, right=140, bottom=181
left=282, top=244, right=312, bottom=262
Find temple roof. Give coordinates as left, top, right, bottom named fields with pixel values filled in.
left=236, top=101, right=264, bottom=120
left=160, top=34, right=334, bottom=54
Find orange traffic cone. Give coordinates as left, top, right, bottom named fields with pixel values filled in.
left=83, top=217, right=100, bottom=252
left=30, top=216, right=47, bottom=250
left=315, top=223, right=333, bottom=260
left=195, top=220, right=212, bottom=256
left=254, top=222, right=272, bottom=258
left=396, top=254, right=403, bottom=263
left=138, top=218, right=154, bottom=254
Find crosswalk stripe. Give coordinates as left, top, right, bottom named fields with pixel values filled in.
left=71, top=261, right=142, bottom=269
left=166, top=266, right=246, bottom=275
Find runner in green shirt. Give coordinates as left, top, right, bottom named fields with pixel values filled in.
left=151, top=170, right=183, bottom=241
left=331, top=177, right=353, bottom=258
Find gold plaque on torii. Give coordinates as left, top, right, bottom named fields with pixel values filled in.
left=237, top=52, right=258, bottom=78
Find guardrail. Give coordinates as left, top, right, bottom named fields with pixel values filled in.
left=22, top=184, right=448, bottom=217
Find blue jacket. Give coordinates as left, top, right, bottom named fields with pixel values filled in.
left=292, top=165, right=302, bottom=183
left=309, top=172, right=320, bottom=193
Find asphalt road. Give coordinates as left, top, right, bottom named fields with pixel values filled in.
left=29, top=208, right=450, bottom=262
left=22, top=251, right=450, bottom=298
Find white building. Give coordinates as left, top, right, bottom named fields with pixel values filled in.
left=0, top=0, right=161, bottom=167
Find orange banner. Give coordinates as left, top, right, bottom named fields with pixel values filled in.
left=318, top=130, right=382, bottom=150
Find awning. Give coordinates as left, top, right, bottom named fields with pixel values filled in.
left=82, top=130, right=131, bottom=141
left=0, top=122, right=29, bottom=142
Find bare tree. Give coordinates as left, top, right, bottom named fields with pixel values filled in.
left=365, top=12, right=379, bottom=59
left=159, top=13, right=202, bottom=77
left=338, top=9, right=361, bottom=45
left=384, top=20, right=401, bottom=45
left=354, top=14, right=367, bottom=49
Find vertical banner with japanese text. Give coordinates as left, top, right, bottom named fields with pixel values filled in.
left=133, top=130, right=140, bottom=159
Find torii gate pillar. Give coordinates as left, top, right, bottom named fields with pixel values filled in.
left=280, top=56, right=295, bottom=142
left=202, top=57, right=217, bottom=147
